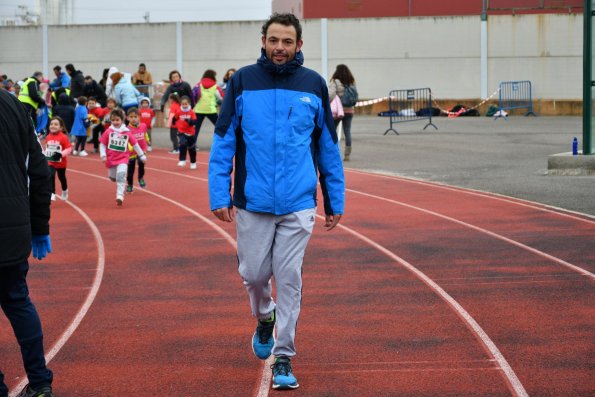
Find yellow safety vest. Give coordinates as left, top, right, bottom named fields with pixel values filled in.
left=193, top=84, right=218, bottom=114
left=18, top=77, right=41, bottom=109
left=52, top=88, right=71, bottom=104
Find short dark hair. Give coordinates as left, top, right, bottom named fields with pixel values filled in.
left=261, top=13, right=302, bottom=42
left=53, top=65, right=61, bottom=71
left=77, top=96, right=87, bottom=105
left=139, top=63, right=146, bottom=68
left=65, top=64, right=75, bottom=73
left=126, top=107, right=139, bottom=115
left=169, top=70, right=181, bottom=81
left=202, top=69, right=217, bottom=80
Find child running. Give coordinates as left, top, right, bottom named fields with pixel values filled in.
left=172, top=96, right=197, bottom=169
left=99, top=108, right=147, bottom=206
left=125, top=107, right=150, bottom=193
left=44, top=116, right=72, bottom=201
left=139, top=98, right=155, bottom=152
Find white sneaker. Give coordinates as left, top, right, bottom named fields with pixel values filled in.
left=51, top=193, right=56, bottom=201
left=72, top=150, right=79, bottom=156
left=116, top=195, right=124, bottom=206
left=147, top=146, right=153, bottom=152
left=61, top=189, right=68, bottom=200
left=190, top=163, right=197, bottom=170
left=79, top=150, right=88, bottom=157
left=177, top=161, right=186, bottom=167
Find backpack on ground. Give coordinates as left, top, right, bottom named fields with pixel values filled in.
left=341, top=85, right=359, bottom=107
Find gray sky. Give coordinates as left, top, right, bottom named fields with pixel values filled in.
left=1, top=0, right=272, bottom=24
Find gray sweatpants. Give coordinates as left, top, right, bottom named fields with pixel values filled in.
left=236, top=208, right=316, bottom=358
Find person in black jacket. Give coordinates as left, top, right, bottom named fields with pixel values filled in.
left=83, top=75, right=107, bottom=107
left=51, top=93, right=75, bottom=134
left=159, top=70, right=192, bottom=111
left=0, top=89, right=54, bottom=397
left=65, top=63, right=85, bottom=99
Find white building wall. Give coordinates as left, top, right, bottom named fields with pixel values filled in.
left=0, top=14, right=583, bottom=100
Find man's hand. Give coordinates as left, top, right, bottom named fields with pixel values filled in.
left=324, top=214, right=342, bottom=231
left=212, top=207, right=235, bottom=223
left=31, top=235, right=52, bottom=260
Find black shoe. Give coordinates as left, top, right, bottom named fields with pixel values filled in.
left=17, top=385, right=53, bottom=397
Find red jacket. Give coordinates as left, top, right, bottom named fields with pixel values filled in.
left=173, top=107, right=196, bottom=135
left=139, top=108, right=155, bottom=129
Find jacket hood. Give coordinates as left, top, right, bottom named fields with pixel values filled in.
left=200, top=78, right=217, bottom=89
left=257, top=48, right=304, bottom=75
left=58, top=93, right=71, bottom=105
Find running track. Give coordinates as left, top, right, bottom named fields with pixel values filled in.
left=1, top=149, right=593, bottom=396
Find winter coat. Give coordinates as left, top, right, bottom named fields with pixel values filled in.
left=0, top=90, right=51, bottom=267
left=209, top=49, right=344, bottom=216
left=52, top=94, right=76, bottom=133
left=69, top=70, right=85, bottom=99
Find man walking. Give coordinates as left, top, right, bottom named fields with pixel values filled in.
left=209, top=13, right=344, bottom=390
left=0, top=89, right=54, bottom=397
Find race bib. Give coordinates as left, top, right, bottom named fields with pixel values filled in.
left=45, top=143, right=62, bottom=162
left=108, top=132, right=129, bottom=152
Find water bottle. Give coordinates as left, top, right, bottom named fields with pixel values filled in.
left=572, top=137, right=578, bottom=156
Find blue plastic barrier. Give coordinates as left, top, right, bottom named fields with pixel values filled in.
left=497, top=80, right=537, bottom=119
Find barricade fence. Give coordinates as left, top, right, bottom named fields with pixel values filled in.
left=382, top=88, right=438, bottom=135
left=497, top=80, right=537, bottom=119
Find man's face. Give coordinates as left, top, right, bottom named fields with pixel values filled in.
left=262, top=23, right=302, bottom=66
left=85, top=78, right=92, bottom=86
left=54, top=69, right=60, bottom=77
left=139, top=66, right=146, bottom=73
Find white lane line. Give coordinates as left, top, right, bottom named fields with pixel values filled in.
left=345, top=168, right=595, bottom=223
left=346, top=188, right=595, bottom=280
left=324, top=215, right=529, bottom=397
left=9, top=200, right=105, bottom=397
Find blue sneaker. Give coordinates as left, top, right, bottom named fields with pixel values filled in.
left=252, top=309, right=275, bottom=359
left=271, top=356, right=299, bottom=390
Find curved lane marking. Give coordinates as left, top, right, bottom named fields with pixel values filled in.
left=323, top=215, right=529, bottom=397
left=345, top=168, right=595, bottom=223
left=345, top=188, right=595, bottom=279
left=9, top=200, right=105, bottom=397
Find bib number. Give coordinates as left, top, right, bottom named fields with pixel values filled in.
left=45, top=143, right=62, bottom=162
left=108, top=132, right=129, bottom=152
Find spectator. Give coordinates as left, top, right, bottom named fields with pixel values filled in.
left=65, top=64, right=85, bottom=99
left=111, top=72, right=143, bottom=113
left=49, top=65, right=70, bottom=90
left=99, top=68, right=110, bottom=91
left=83, top=75, right=107, bottom=107
left=132, top=63, right=153, bottom=96
left=0, top=88, right=54, bottom=397
left=192, top=69, right=224, bottom=141
left=52, top=93, right=76, bottom=134
left=17, top=71, right=45, bottom=127
left=159, top=70, right=192, bottom=111
left=328, top=64, right=358, bottom=161
left=219, top=68, right=236, bottom=91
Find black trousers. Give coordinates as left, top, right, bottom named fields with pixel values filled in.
left=0, top=263, right=53, bottom=395
left=49, top=166, right=67, bottom=194
left=127, top=157, right=145, bottom=185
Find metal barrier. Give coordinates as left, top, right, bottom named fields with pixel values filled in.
left=383, top=88, right=438, bottom=135
left=497, top=80, right=537, bottom=119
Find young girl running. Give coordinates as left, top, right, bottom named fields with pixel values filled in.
left=44, top=116, right=72, bottom=201
left=172, top=96, right=197, bottom=169
left=125, top=107, right=150, bottom=193
left=99, top=108, right=147, bottom=206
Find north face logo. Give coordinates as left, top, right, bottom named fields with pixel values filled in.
left=300, top=97, right=311, bottom=103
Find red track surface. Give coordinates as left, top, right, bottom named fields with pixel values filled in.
left=1, top=149, right=593, bottom=396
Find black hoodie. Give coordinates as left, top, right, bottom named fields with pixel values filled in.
left=52, top=93, right=75, bottom=133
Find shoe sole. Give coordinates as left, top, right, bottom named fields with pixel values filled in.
left=116, top=198, right=123, bottom=206
left=272, top=382, right=299, bottom=390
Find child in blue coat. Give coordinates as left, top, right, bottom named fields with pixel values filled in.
left=71, top=96, right=90, bottom=156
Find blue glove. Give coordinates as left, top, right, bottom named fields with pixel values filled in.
left=32, top=235, right=52, bottom=260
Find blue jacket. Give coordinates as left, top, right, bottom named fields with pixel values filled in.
left=71, top=105, right=88, bottom=137
left=209, top=49, right=344, bottom=216
left=50, top=71, right=70, bottom=90
left=114, top=80, right=141, bottom=107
